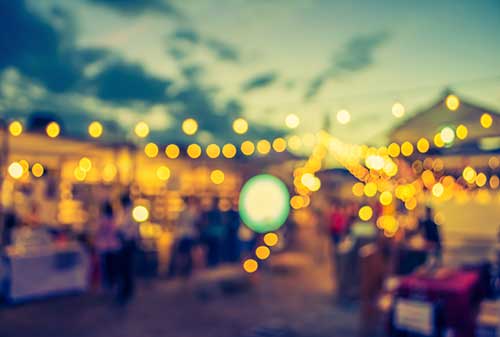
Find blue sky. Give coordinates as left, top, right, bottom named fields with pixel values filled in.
left=1, top=0, right=499, bottom=145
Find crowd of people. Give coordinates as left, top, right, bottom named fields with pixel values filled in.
left=168, top=197, right=254, bottom=278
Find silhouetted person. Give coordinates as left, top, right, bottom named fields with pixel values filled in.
left=170, top=197, right=200, bottom=277
left=96, top=201, right=121, bottom=292
left=117, top=194, right=139, bottom=303
left=201, top=198, right=224, bottom=267
left=419, top=207, right=442, bottom=259
left=2, top=211, right=18, bottom=246
left=223, top=202, right=241, bottom=262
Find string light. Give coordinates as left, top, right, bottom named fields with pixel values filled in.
left=480, top=113, right=493, bottom=128
left=156, top=166, right=171, bottom=181
left=392, top=102, right=405, bottom=118
left=256, top=139, right=271, bottom=155
left=456, top=124, right=468, bottom=140
left=336, top=109, right=351, bottom=125
left=241, top=141, right=255, bottom=156
left=182, top=118, right=198, bottom=136
left=206, top=144, right=221, bottom=159
left=272, top=138, right=287, bottom=153
left=222, top=144, right=237, bottom=158
left=88, top=121, right=103, bottom=138
left=232, top=118, right=248, bottom=135
left=210, top=169, right=225, bottom=184
left=285, top=114, right=300, bottom=129
left=8, top=162, right=23, bottom=179
left=134, top=121, right=149, bottom=138
left=417, top=138, right=430, bottom=153
left=165, top=144, right=180, bottom=159
left=9, top=121, right=23, bottom=136
left=445, top=94, right=460, bottom=111
left=187, top=144, right=202, bottom=159
left=401, top=141, right=414, bottom=157
left=144, top=143, right=159, bottom=158
left=31, top=163, right=44, bottom=178
left=46, top=122, right=60, bottom=138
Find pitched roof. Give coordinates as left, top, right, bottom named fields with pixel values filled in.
left=389, top=90, right=500, bottom=146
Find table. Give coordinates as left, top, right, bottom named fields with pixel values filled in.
left=392, top=269, right=481, bottom=337
left=2, top=242, right=90, bottom=302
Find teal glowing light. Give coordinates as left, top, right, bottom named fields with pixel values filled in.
left=239, top=174, right=290, bottom=233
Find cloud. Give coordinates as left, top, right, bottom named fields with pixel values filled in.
left=86, top=0, right=180, bottom=16
left=169, top=29, right=240, bottom=62
left=242, top=72, right=278, bottom=92
left=171, top=29, right=200, bottom=44
left=305, top=31, right=390, bottom=99
left=204, top=39, right=240, bottom=62
left=88, top=60, right=172, bottom=103
left=0, top=0, right=90, bottom=92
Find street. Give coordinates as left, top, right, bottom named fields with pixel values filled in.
left=0, top=252, right=359, bottom=337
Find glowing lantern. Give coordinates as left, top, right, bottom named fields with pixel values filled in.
left=239, top=174, right=290, bottom=233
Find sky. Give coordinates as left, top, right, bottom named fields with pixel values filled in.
left=1, top=0, right=500, bottom=146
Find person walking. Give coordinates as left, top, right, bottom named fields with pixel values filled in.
left=117, top=194, right=139, bottom=303
left=171, top=197, right=200, bottom=277
left=95, top=201, right=121, bottom=293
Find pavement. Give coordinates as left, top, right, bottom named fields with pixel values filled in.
left=0, top=251, right=360, bottom=337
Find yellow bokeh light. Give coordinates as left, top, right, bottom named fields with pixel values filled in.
left=210, top=169, right=225, bottom=185
left=264, top=232, right=279, bottom=247
left=488, top=157, right=499, bottom=169
left=241, top=141, right=255, bottom=156
left=31, top=163, right=44, bottom=178
left=445, top=94, right=460, bottom=111
left=336, top=109, right=351, bottom=125
left=480, top=113, right=493, bottom=129
left=272, top=138, right=287, bottom=153
left=401, top=141, right=414, bottom=157
left=462, top=166, right=477, bottom=183
left=19, top=160, right=29, bottom=173
left=182, top=118, right=198, bottom=136
left=290, top=195, right=304, bottom=209
left=489, top=175, right=499, bottom=189
left=440, top=127, right=455, bottom=144
left=73, top=167, right=86, bottom=181
left=187, top=144, right=202, bottom=159
left=476, top=172, right=487, bottom=187
left=285, top=114, right=300, bottom=129
left=9, top=121, right=23, bottom=136
left=388, top=143, right=400, bottom=157
left=352, top=182, right=365, bottom=197
left=379, top=191, right=393, bottom=206
left=144, top=142, right=159, bottom=158
left=46, top=121, right=60, bottom=138
left=222, top=143, right=237, bottom=158
left=134, top=121, right=150, bottom=138
left=232, top=118, right=248, bottom=135
left=88, top=121, right=103, bottom=138
left=405, top=198, right=417, bottom=210
left=417, top=138, right=430, bottom=153
left=364, top=182, right=378, bottom=197
left=433, top=133, right=445, bottom=148
left=256, top=139, right=271, bottom=155
left=392, top=102, right=405, bottom=118
left=206, top=144, right=221, bottom=159
left=8, top=162, right=24, bottom=179
left=243, top=258, right=258, bottom=273
left=79, top=157, right=92, bottom=172
left=358, top=205, right=373, bottom=221
left=132, top=205, right=149, bottom=222
left=432, top=183, right=444, bottom=197
left=156, top=166, right=171, bottom=181
left=255, top=246, right=271, bottom=260
left=165, top=144, right=180, bottom=159
left=456, top=124, right=468, bottom=140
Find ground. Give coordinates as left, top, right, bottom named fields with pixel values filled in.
left=0, top=250, right=360, bottom=337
